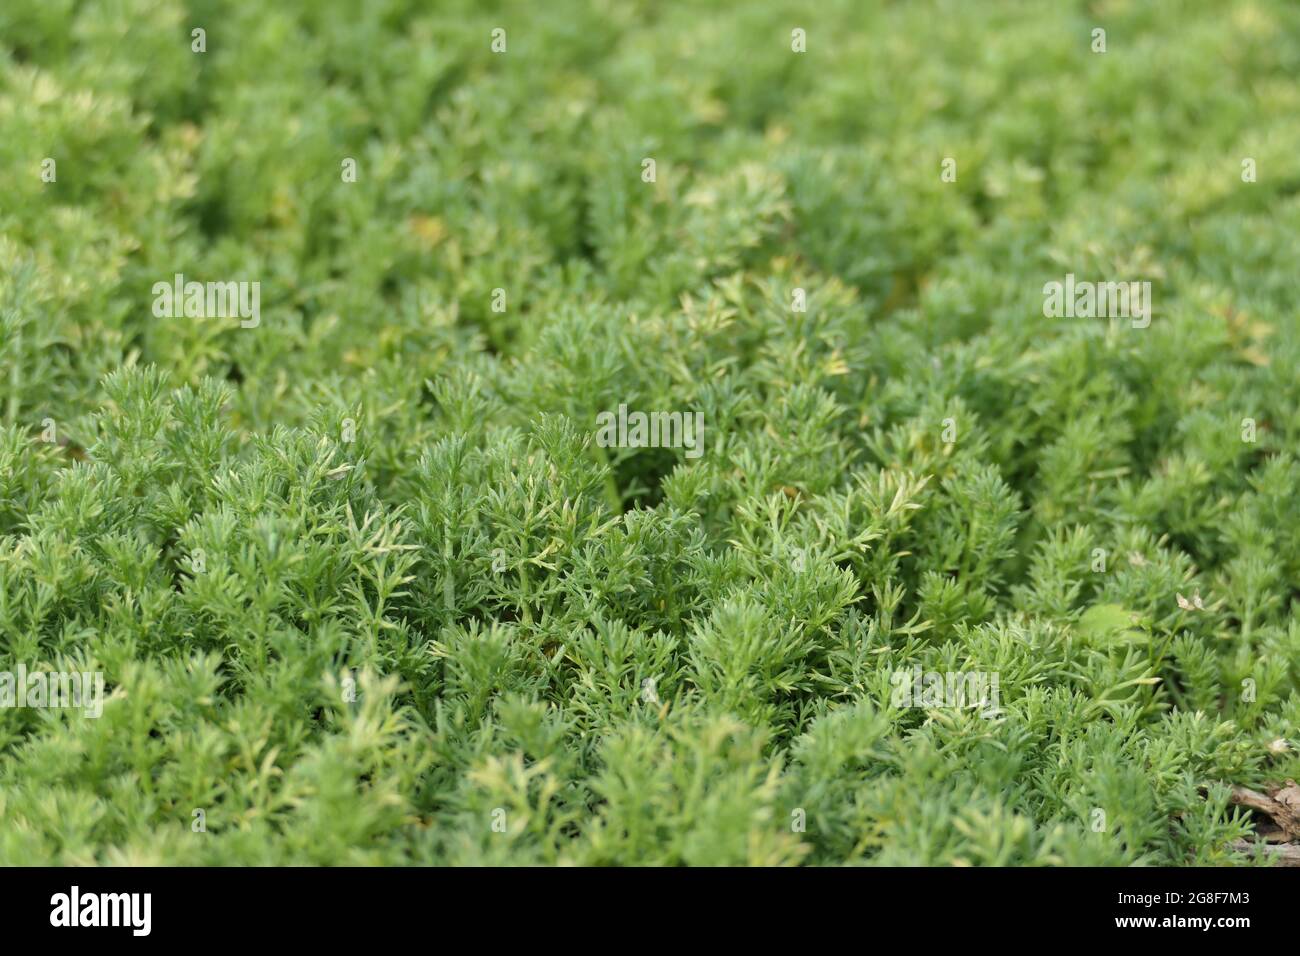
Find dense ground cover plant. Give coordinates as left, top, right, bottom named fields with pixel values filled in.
left=1, top=0, right=1298, bottom=865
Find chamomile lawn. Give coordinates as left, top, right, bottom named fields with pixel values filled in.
left=1, top=0, right=1298, bottom=865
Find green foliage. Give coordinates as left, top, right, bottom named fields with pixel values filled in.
left=1, top=0, right=1298, bottom=865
